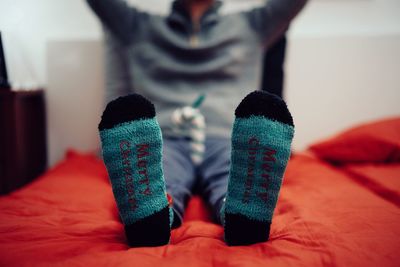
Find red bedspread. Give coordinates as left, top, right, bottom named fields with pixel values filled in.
left=344, top=164, right=400, bottom=208
left=0, top=151, right=399, bottom=267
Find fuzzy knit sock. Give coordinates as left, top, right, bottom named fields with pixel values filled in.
left=98, top=94, right=172, bottom=247
left=222, top=91, right=294, bottom=246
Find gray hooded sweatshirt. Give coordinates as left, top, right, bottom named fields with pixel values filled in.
left=87, top=0, right=307, bottom=138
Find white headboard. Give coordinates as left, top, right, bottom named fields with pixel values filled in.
left=47, top=40, right=105, bottom=166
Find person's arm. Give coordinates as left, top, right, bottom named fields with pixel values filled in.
left=243, top=0, right=307, bottom=47
left=87, top=0, right=144, bottom=43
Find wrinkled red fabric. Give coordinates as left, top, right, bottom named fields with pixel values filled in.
left=0, top=150, right=399, bottom=267
left=343, top=163, right=400, bottom=208
left=310, top=117, right=400, bottom=164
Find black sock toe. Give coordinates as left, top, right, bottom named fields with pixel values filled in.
left=235, top=91, right=294, bottom=126
left=99, top=94, right=156, bottom=130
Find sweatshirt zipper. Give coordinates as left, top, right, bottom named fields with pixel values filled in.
left=190, top=21, right=200, bottom=47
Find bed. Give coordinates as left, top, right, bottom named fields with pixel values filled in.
left=1, top=117, right=399, bottom=267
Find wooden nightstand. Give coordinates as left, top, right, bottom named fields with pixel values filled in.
left=0, top=89, right=47, bottom=195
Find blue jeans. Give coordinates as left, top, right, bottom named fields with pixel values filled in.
left=163, top=136, right=231, bottom=228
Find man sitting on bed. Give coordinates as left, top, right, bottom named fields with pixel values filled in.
left=88, top=0, right=307, bottom=247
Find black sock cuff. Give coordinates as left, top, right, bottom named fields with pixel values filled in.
left=124, top=206, right=171, bottom=247
left=99, top=94, right=156, bottom=130
left=235, top=91, right=294, bottom=126
left=224, top=213, right=271, bottom=246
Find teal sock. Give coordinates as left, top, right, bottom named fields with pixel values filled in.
left=222, top=91, right=294, bottom=246
left=98, top=94, right=173, bottom=247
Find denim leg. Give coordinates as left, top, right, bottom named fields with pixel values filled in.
left=163, top=138, right=196, bottom=228
left=198, top=137, right=231, bottom=225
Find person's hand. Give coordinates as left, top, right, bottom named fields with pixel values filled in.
left=171, top=105, right=206, bottom=165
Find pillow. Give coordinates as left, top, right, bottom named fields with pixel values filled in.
left=309, top=117, right=400, bottom=164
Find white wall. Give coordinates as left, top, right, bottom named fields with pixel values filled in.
left=286, top=36, right=400, bottom=148
left=1, top=0, right=400, bottom=166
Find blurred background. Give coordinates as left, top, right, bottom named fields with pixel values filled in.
left=1, top=0, right=399, bottom=166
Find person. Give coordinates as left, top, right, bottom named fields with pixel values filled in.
left=88, top=0, right=307, bottom=247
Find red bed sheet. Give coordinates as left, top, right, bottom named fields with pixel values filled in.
left=0, top=151, right=399, bottom=267
left=343, top=164, right=400, bottom=208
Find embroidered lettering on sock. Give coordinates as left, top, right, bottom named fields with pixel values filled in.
left=257, top=148, right=277, bottom=203
left=137, top=144, right=152, bottom=196
left=120, top=140, right=137, bottom=211
left=243, top=137, right=259, bottom=204
left=242, top=137, right=278, bottom=204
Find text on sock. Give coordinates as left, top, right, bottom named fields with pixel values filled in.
left=120, top=140, right=137, bottom=211
left=243, top=137, right=277, bottom=204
